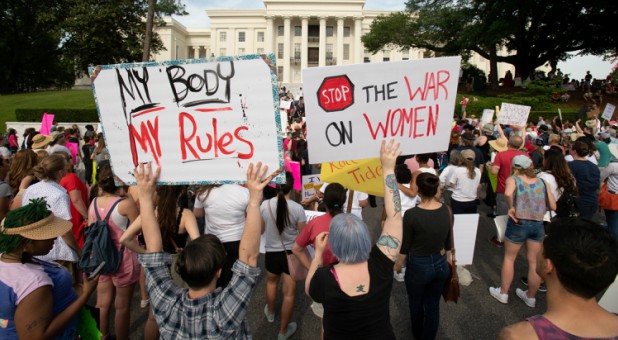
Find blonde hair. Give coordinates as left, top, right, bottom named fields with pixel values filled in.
left=33, top=154, right=66, bottom=181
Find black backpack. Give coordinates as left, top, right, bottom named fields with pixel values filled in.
left=79, top=198, right=125, bottom=275
left=555, top=186, right=579, bottom=218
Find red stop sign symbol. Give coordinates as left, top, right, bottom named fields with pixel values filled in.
left=317, top=75, right=355, bottom=112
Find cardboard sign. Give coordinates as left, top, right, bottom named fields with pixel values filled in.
left=494, top=215, right=508, bottom=243
left=481, top=109, right=494, bottom=126
left=40, top=113, right=54, bottom=135
left=602, top=103, right=616, bottom=121
left=497, top=103, right=531, bottom=126
left=320, top=158, right=383, bottom=197
left=89, top=54, right=284, bottom=185
left=284, top=159, right=301, bottom=190
left=303, top=56, right=461, bottom=163
left=305, top=210, right=326, bottom=223
left=302, top=174, right=323, bottom=200
left=453, top=214, right=480, bottom=265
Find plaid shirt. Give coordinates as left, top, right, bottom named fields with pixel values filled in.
left=138, top=252, right=260, bottom=339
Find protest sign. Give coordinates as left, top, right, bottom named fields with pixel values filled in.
left=602, top=103, right=616, bottom=121
left=302, top=174, right=323, bottom=200
left=320, top=158, right=383, bottom=197
left=89, top=54, right=284, bottom=185
left=497, top=103, right=531, bottom=126
left=305, top=210, right=326, bottom=223
left=481, top=109, right=494, bottom=126
left=599, top=274, right=618, bottom=313
left=453, top=214, right=480, bottom=265
left=40, top=113, right=54, bottom=135
left=494, top=215, right=508, bottom=243
left=284, top=159, right=301, bottom=190
left=280, top=100, right=292, bottom=110
left=303, top=56, right=461, bottom=163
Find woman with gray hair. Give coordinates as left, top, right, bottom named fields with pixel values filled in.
left=306, top=140, right=402, bottom=339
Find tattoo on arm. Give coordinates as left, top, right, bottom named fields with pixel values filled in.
left=24, top=315, right=51, bottom=334
left=385, top=174, right=401, bottom=216
left=356, top=284, right=366, bottom=293
left=377, top=234, right=401, bottom=261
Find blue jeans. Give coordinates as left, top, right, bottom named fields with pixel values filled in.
left=505, top=218, right=545, bottom=244
left=605, top=209, right=618, bottom=241
left=405, top=252, right=450, bottom=340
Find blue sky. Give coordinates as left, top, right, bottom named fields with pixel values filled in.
left=174, top=0, right=614, bottom=79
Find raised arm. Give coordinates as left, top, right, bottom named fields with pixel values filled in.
left=377, top=140, right=403, bottom=261
left=134, top=163, right=163, bottom=252
left=239, top=162, right=272, bottom=267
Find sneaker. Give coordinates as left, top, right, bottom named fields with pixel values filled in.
left=489, top=236, right=504, bottom=248
left=489, top=287, right=509, bottom=304
left=516, top=288, right=536, bottom=308
left=263, top=304, right=275, bottom=323
left=393, top=267, right=406, bottom=282
left=520, top=277, right=547, bottom=293
left=140, top=299, right=149, bottom=309
left=278, top=322, right=298, bottom=340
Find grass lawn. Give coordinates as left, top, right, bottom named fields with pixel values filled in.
left=0, top=89, right=96, bottom=131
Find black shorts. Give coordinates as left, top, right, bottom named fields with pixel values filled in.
left=265, top=250, right=292, bottom=275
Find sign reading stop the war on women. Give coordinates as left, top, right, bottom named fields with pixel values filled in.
left=89, top=54, right=285, bottom=185
left=497, top=102, right=531, bottom=126
left=302, top=56, right=461, bottom=163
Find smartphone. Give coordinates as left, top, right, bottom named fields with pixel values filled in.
left=88, top=261, right=106, bottom=281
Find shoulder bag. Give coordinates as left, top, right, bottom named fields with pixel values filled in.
left=442, top=205, right=460, bottom=303
left=599, top=180, right=618, bottom=211
left=267, top=199, right=309, bottom=281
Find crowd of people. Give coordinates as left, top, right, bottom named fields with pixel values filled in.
left=0, top=99, right=618, bottom=340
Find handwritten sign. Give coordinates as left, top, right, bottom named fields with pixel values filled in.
left=305, top=210, right=326, bottom=223
left=303, top=56, right=461, bottom=163
left=89, top=54, right=284, bottom=185
left=320, top=158, right=383, bottom=197
left=602, top=103, right=616, bottom=121
left=302, top=174, right=323, bottom=200
left=453, top=214, right=480, bottom=265
left=481, top=109, right=494, bottom=126
left=497, top=103, right=531, bottom=126
left=40, top=113, right=54, bottom=135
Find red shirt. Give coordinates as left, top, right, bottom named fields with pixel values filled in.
left=295, top=213, right=338, bottom=266
left=60, top=173, right=89, bottom=248
left=493, top=149, right=530, bottom=193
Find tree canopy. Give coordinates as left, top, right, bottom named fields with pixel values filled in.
left=362, top=0, right=617, bottom=85
left=0, top=0, right=186, bottom=94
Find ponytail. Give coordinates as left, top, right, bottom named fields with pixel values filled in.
left=275, top=172, right=294, bottom=234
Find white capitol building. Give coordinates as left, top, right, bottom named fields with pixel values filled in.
left=152, top=0, right=516, bottom=86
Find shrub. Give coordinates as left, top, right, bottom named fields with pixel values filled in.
left=15, top=109, right=99, bottom=122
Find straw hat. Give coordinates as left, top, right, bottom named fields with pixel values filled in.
left=0, top=199, right=71, bottom=240
left=31, top=134, right=52, bottom=149
left=489, top=139, right=508, bottom=152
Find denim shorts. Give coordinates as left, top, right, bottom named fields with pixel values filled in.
left=505, top=218, right=544, bottom=244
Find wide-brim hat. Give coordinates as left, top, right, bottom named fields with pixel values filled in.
left=31, top=134, right=52, bottom=149
left=0, top=213, right=71, bottom=240
left=609, top=144, right=618, bottom=160
left=49, top=131, right=63, bottom=142
left=489, top=138, right=508, bottom=152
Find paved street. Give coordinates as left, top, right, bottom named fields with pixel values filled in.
left=117, top=197, right=553, bottom=340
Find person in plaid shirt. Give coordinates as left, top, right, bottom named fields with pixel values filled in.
left=134, top=162, right=273, bottom=339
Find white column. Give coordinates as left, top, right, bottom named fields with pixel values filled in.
left=319, top=16, right=326, bottom=67
left=301, top=16, right=308, bottom=74
left=336, top=17, right=344, bottom=66
left=211, top=29, right=218, bottom=57
left=283, top=16, right=291, bottom=83
left=354, top=16, right=363, bottom=63
left=265, top=16, right=274, bottom=54
left=193, top=46, right=200, bottom=59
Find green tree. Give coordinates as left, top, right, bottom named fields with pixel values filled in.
left=363, top=0, right=617, bottom=87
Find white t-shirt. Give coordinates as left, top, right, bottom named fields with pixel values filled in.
left=449, top=167, right=481, bottom=202
left=194, top=184, right=249, bottom=243
left=400, top=183, right=416, bottom=215
left=260, top=197, right=307, bottom=252
left=319, top=183, right=369, bottom=220
left=537, top=172, right=560, bottom=221
left=439, top=165, right=458, bottom=191
left=601, top=163, right=618, bottom=193
left=565, top=154, right=598, bottom=165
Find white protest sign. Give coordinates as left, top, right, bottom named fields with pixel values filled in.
left=302, top=174, right=323, bottom=200
left=280, top=100, right=292, bottom=110
left=602, top=103, right=616, bottom=121
left=453, top=213, right=480, bottom=265
left=481, top=109, right=494, bottom=125
left=90, top=54, right=284, bottom=185
left=497, top=102, right=531, bottom=126
left=599, top=274, right=618, bottom=313
left=303, top=56, right=461, bottom=163
left=305, top=210, right=326, bottom=223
